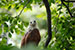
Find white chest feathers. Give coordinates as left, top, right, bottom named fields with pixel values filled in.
left=27, top=25, right=36, bottom=32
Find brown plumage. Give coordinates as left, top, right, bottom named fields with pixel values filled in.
left=21, top=28, right=41, bottom=48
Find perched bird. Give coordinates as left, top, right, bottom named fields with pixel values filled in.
left=21, top=20, right=41, bottom=48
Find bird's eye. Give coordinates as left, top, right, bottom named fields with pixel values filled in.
left=34, top=20, right=36, bottom=23
left=30, top=22, right=32, bottom=23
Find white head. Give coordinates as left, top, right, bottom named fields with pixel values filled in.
left=29, top=20, right=36, bottom=27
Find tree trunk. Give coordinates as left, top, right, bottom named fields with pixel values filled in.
left=43, top=0, right=52, bottom=48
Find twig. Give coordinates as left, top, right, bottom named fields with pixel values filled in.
left=17, top=0, right=30, bottom=17
left=63, top=0, right=75, bottom=2
left=61, top=0, right=73, bottom=17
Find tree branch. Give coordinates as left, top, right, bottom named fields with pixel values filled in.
left=63, top=0, right=75, bottom=2
left=43, top=0, right=52, bottom=48
left=16, top=0, right=30, bottom=17
left=61, top=0, right=73, bottom=17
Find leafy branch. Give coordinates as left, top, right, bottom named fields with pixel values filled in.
left=16, top=0, right=30, bottom=17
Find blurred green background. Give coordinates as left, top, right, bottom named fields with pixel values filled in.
left=0, top=0, right=75, bottom=50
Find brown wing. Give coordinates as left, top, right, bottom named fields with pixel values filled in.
left=25, top=28, right=41, bottom=45
left=21, top=35, right=25, bottom=48
left=21, top=31, right=31, bottom=48
left=21, top=28, right=41, bottom=48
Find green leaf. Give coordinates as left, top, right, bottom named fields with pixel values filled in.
left=12, top=18, right=17, bottom=24
left=21, top=32, right=25, bottom=36
left=2, top=37, right=7, bottom=44
left=8, top=5, right=11, bottom=10
left=18, top=24, right=25, bottom=30
left=4, top=27, right=8, bottom=33
left=0, top=28, right=2, bottom=34
left=16, top=6, right=19, bottom=9
left=8, top=44, right=12, bottom=46
left=48, top=0, right=55, bottom=6
left=69, top=3, right=73, bottom=7
left=4, top=23, right=8, bottom=27
left=8, top=32, right=12, bottom=38
left=15, top=28, right=20, bottom=35
left=10, top=28, right=13, bottom=33
left=10, top=25, right=15, bottom=33
left=24, top=22, right=29, bottom=27
left=2, top=0, right=6, bottom=4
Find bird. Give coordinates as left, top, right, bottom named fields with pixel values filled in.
left=21, top=20, right=41, bottom=48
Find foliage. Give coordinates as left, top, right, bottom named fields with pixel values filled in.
left=0, top=0, right=75, bottom=50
